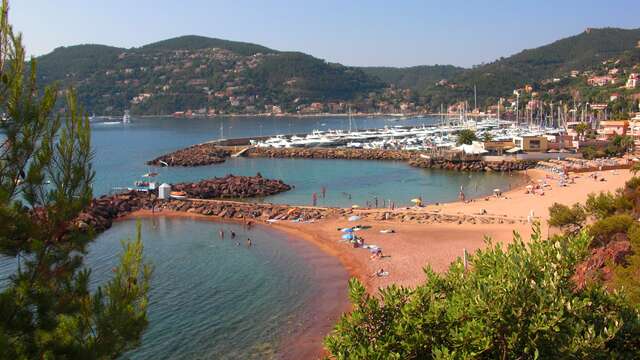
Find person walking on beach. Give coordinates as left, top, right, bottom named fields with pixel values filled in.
left=246, top=238, right=252, bottom=248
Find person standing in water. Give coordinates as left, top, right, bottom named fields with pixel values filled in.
left=321, top=185, right=326, bottom=199
left=231, top=231, right=236, bottom=239
left=246, top=238, right=252, bottom=247
left=219, top=229, right=225, bottom=239
left=312, top=192, right=318, bottom=206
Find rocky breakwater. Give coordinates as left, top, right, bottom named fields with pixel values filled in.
left=74, top=192, right=150, bottom=233
left=246, top=147, right=417, bottom=161
left=73, top=175, right=303, bottom=234
left=171, top=174, right=291, bottom=199
left=73, top=191, right=331, bottom=235
left=147, top=143, right=230, bottom=167
left=409, top=158, right=537, bottom=172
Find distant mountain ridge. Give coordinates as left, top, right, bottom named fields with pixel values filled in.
left=138, top=35, right=275, bottom=55
left=35, top=35, right=385, bottom=115
left=34, top=28, right=640, bottom=115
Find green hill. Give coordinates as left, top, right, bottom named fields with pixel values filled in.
left=32, top=28, right=640, bottom=115
left=421, top=27, right=640, bottom=107
left=360, top=65, right=465, bottom=90
left=138, top=35, right=274, bottom=55
left=36, top=44, right=124, bottom=82
left=34, top=36, right=385, bottom=115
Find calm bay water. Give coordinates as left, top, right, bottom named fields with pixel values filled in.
left=1, top=115, right=526, bottom=358
left=92, top=115, right=527, bottom=206
left=88, top=218, right=347, bottom=359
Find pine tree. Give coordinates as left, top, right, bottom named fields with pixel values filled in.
left=0, top=1, right=151, bottom=358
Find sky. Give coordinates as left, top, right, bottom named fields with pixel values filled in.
left=11, top=0, right=640, bottom=68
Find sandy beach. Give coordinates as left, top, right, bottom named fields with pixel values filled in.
left=124, top=166, right=635, bottom=296
left=121, top=167, right=634, bottom=357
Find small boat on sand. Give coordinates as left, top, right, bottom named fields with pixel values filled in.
left=170, top=191, right=187, bottom=200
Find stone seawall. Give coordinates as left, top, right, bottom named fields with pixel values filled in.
left=73, top=191, right=332, bottom=234
left=245, top=147, right=418, bottom=161
left=74, top=191, right=526, bottom=236
left=147, top=143, right=230, bottom=167
left=145, top=143, right=538, bottom=172
left=408, top=158, right=537, bottom=172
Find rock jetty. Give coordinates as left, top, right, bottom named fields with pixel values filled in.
left=408, top=158, right=536, bottom=172
left=172, top=174, right=291, bottom=199
left=73, top=191, right=331, bottom=235
left=147, top=143, right=230, bottom=166
left=245, top=147, right=416, bottom=161
left=146, top=144, right=539, bottom=172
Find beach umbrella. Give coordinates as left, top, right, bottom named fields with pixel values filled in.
left=410, top=198, right=421, bottom=203
left=493, top=188, right=500, bottom=192
left=351, top=204, right=360, bottom=209
left=342, top=233, right=354, bottom=240
left=348, top=215, right=361, bottom=222
left=341, top=228, right=353, bottom=233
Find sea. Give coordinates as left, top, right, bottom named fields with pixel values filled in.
left=1, top=115, right=527, bottom=358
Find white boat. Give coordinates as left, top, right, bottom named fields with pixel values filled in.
left=122, top=110, right=131, bottom=124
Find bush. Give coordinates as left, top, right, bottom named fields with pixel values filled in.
left=548, top=202, right=586, bottom=233
left=589, top=214, right=636, bottom=247
left=580, top=146, right=606, bottom=160
left=325, top=228, right=640, bottom=359
left=585, top=192, right=632, bottom=220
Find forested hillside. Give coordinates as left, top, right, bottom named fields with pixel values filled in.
left=33, top=28, right=640, bottom=115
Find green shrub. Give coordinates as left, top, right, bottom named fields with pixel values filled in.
left=589, top=214, right=636, bottom=247
left=548, top=202, right=586, bottom=233
left=325, top=228, right=640, bottom=359
left=585, top=192, right=633, bottom=220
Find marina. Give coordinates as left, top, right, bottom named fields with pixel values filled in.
left=245, top=115, right=565, bottom=154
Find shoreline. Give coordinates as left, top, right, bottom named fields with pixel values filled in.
left=114, top=167, right=634, bottom=358
left=119, top=210, right=350, bottom=360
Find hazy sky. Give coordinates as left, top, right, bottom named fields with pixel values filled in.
left=11, top=0, right=639, bottom=68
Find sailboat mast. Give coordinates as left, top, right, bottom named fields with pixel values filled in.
left=474, top=85, right=477, bottom=112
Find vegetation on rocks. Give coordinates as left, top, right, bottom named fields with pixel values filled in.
left=548, top=173, right=640, bottom=305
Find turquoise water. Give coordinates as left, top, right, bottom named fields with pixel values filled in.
left=88, top=218, right=348, bottom=359
left=1, top=115, right=526, bottom=358
left=92, top=116, right=527, bottom=207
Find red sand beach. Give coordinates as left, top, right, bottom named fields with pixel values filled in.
left=122, top=168, right=634, bottom=358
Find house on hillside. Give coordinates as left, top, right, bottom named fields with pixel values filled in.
left=587, top=76, right=615, bottom=87
left=626, top=73, right=639, bottom=89
left=597, top=120, right=628, bottom=140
